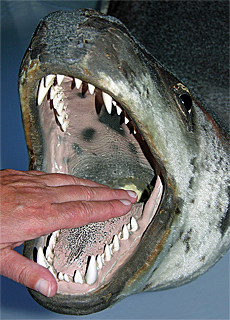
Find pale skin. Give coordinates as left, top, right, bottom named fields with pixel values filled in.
left=0, top=169, right=137, bottom=298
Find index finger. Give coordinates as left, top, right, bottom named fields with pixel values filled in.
left=27, top=171, right=109, bottom=188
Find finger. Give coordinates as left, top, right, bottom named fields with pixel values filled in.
left=51, top=185, right=137, bottom=203
left=0, top=248, right=57, bottom=297
left=32, top=199, right=133, bottom=237
left=30, top=172, right=110, bottom=188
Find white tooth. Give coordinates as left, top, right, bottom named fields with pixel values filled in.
left=53, top=94, right=63, bottom=109
left=130, top=217, right=138, bottom=232
left=37, top=247, right=49, bottom=268
left=49, top=234, right=56, bottom=249
left=109, top=243, right=114, bottom=253
left=133, top=129, right=137, bottom=134
left=63, top=273, right=70, bottom=282
left=124, top=116, right=129, bottom=125
left=50, top=86, right=57, bottom=100
left=122, top=225, right=129, bottom=240
left=104, top=244, right=111, bottom=261
left=96, top=255, right=103, bottom=270
left=116, top=105, right=122, bottom=115
left=73, top=270, right=84, bottom=284
left=45, top=246, right=53, bottom=258
left=45, top=74, right=55, bottom=88
left=102, top=92, right=112, bottom=114
left=52, top=230, right=59, bottom=240
left=56, top=74, right=65, bottom=85
left=113, top=235, right=120, bottom=251
left=58, top=272, right=64, bottom=281
left=47, top=256, right=52, bottom=264
left=74, top=78, right=82, bottom=89
left=61, top=120, right=69, bottom=132
left=101, top=253, right=105, bottom=264
left=37, top=78, right=49, bottom=106
left=112, top=100, right=117, bottom=106
left=85, top=255, right=98, bottom=285
left=88, top=84, right=95, bottom=94
left=57, top=113, right=65, bottom=126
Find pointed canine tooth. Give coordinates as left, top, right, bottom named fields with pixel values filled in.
left=122, top=225, right=129, bottom=240
left=37, top=78, right=49, bottom=106
left=37, top=247, right=49, bottom=268
left=133, top=129, right=137, bottom=134
left=63, top=273, right=70, bottom=282
left=58, top=272, right=64, bottom=281
left=85, top=255, right=98, bottom=285
left=130, top=217, right=138, bottom=232
left=88, top=84, right=95, bottom=94
left=124, top=116, right=129, bottom=125
left=73, top=270, right=84, bottom=284
left=56, top=74, right=65, bottom=85
left=74, top=78, right=82, bottom=89
left=96, top=255, right=103, bottom=270
left=113, top=235, right=120, bottom=251
left=116, top=105, right=122, bottom=115
left=104, top=244, right=111, bottom=261
left=45, top=74, right=55, bottom=88
left=102, top=92, right=112, bottom=114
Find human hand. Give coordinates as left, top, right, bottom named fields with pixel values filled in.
left=0, top=169, right=137, bottom=297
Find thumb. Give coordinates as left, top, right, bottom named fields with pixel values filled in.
left=0, top=248, right=57, bottom=297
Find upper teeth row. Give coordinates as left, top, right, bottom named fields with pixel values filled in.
left=37, top=74, right=136, bottom=133
left=36, top=217, right=139, bottom=286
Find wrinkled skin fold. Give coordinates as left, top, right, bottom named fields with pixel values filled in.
left=19, top=9, right=230, bottom=315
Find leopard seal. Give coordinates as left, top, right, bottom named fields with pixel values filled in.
left=19, top=8, right=229, bottom=315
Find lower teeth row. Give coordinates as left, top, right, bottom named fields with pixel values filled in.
left=36, top=217, right=139, bottom=286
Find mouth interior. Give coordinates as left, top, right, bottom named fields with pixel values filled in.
left=34, top=74, right=163, bottom=294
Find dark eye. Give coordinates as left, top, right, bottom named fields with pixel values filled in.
left=179, top=94, right=192, bottom=113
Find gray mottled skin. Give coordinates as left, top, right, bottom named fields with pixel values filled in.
left=19, top=3, right=229, bottom=315
left=107, top=0, right=230, bottom=291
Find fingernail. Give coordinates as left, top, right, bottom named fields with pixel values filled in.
left=127, top=190, right=137, bottom=198
left=120, top=199, right=132, bottom=205
left=35, top=279, right=51, bottom=297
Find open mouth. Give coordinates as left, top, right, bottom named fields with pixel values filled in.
left=34, top=73, right=164, bottom=294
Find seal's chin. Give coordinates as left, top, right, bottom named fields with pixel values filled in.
left=33, top=74, right=163, bottom=294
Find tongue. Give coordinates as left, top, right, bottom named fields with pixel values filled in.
left=53, top=202, right=144, bottom=276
